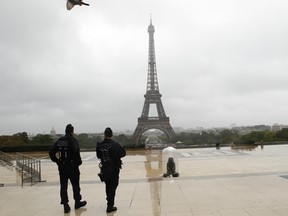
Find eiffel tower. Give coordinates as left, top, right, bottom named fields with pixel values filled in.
left=133, top=19, right=175, bottom=144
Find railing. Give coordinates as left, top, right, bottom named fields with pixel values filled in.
left=0, top=151, right=14, bottom=168
left=15, top=153, right=42, bottom=186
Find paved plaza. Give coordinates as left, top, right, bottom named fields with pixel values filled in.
left=1, top=145, right=288, bottom=216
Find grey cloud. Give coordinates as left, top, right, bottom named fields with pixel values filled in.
left=1, top=0, right=288, bottom=134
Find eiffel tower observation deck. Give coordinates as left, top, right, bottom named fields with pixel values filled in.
left=133, top=19, right=175, bottom=144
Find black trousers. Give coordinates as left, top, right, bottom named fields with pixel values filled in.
left=58, top=163, right=82, bottom=204
left=104, top=168, right=120, bottom=207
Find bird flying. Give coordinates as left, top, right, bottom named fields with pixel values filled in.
left=66, top=0, right=89, bottom=10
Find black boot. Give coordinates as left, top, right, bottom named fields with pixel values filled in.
left=63, top=203, right=71, bottom=213
left=75, top=200, right=87, bottom=209
left=106, top=206, right=117, bottom=213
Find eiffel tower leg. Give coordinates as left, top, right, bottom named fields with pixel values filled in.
left=133, top=123, right=145, bottom=144
left=133, top=118, right=175, bottom=145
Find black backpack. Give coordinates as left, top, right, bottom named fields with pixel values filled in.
left=97, top=143, right=113, bottom=182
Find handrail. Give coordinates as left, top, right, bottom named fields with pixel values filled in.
left=0, top=151, right=14, bottom=167
left=15, top=153, right=42, bottom=186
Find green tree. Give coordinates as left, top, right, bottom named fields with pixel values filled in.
left=114, top=134, right=130, bottom=146
left=75, top=133, right=102, bottom=149
left=13, top=132, right=28, bottom=144
left=239, top=131, right=267, bottom=144
left=30, top=134, right=54, bottom=145
left=263, top=131, right=275, bottom=142
left=0, top=135, right=26, bottom=146
left=276, top=128, right=288, bottom=141
left=218, top=129, right=240, bottom=144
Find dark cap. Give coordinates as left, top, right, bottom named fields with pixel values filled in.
left=104, top=127, right=113, bottom=137
left=65, top=124, right=74, bottom=134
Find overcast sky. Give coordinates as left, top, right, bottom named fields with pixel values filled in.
left=1, top=0, right=288, bottom=135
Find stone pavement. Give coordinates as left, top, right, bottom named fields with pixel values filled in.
left=1, top=145, right=288, bottom=216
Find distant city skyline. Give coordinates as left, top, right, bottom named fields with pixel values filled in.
left=40, top=123, right=287, bottom=137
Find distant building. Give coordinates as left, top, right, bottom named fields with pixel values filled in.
left=271, top=124, right=281, bottom=132
left=50, top=126, right=56, bottom=138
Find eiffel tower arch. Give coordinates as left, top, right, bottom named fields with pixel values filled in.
left=133, top=19, right=175, bottom=144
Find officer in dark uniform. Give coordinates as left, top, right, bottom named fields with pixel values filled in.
left=49, top=124, right=87, bottom=213
left=96, top=127, right=126, bottom=213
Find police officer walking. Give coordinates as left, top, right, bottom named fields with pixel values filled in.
left=49, top=124, right=87, bottom=213
left=96, top=127, right=126, bottom=213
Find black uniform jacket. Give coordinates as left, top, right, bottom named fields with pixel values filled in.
left=96, top=139, right=126, bottom=169
left=49, top=134, right=82, bottom=166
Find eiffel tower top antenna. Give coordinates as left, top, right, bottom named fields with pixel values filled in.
left=146, top=14, right=159, bottom=95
